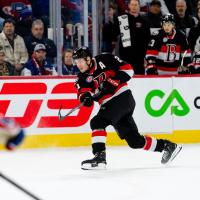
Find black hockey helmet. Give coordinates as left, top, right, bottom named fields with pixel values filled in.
left=161, top=14, right=175, bottom=26
left=72, top=46, right=92, bottom=60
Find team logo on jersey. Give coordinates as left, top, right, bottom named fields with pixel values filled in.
left=86, top=76, right=93, bottom=83
left=165, top=44, right=177, bottom=62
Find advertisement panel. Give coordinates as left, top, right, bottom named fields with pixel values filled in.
left=172, top=77, right=200, bottom=130
left=129, top=77, right=173, bottom=133
left=0, top=76, right=200, bottom=148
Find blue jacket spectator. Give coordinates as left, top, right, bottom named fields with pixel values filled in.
left=61, top=49, right=79, bottom=75
left=25, top=19, right=57, bottom=63
left=21, top=43, right=57, bottom=76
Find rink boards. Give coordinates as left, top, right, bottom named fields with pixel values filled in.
left=0, top=75, right=200, bottom=149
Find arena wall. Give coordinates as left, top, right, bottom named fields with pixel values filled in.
left=0, top=75, right=200, bottom=149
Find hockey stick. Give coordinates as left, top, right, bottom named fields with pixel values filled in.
left=178, top=50, right=189, bottom=73
left=58, top=101, right=84, bottom=121
left=58, top=91, right=103, bottom=121
left=0, top=172, right=43, bottom=200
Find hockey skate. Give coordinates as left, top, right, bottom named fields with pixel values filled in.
left=81, top=151, right=107, bottom=170
left=161, top=141, right=182, bottom=164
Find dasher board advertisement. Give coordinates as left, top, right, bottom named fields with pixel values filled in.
left=0, top=76, right=200, bottom=146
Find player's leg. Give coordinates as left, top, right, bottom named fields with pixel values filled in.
left=114, top=115, right=182, bottom=164
left=81, top=115, right=110, bottom=170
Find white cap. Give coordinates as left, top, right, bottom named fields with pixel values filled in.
left=34, top=43, right=46, bottom=52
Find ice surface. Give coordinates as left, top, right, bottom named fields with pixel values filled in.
left=0, top=145, right=200, bottom=200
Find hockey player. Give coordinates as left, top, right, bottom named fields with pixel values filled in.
left=145, top=13, right=191, bottom=75
left=188, top=33, right=200, bottom=74
left=73, top=46, right=182, bottom=170
left=0, top=115, right=25, bottom=150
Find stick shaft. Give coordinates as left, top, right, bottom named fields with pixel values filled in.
left=0, top=173, right=43, bottom=200
left=58, top=102, right=84, bottom=120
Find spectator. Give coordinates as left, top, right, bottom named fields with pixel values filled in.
left=0, top=17, right=4, bottom=32
left=188, top=50, right=200, bottom=73
left=102, top=3, right=118, bottom=53
left=114, top=0, right=151, bottom=74
left=0, top=19, right=28, bottom=75
left=0, top=50, right=16, bottom=76
left=145, top=0, right=163, bottom=27
left=145, top=14, right=191, bottom=75
left=115, top=0, right=169, bottom=15
left=115, top=0, right=129, bottom=14
left=175, top=0, right=198, bottom=33
left=0, top=0, right=33, bottom=37
left=24, top=19, right=57, bottom=63
left=164, top=0, right=196, bottom=16
left=188, top=26, right=200, bottom=74
left=29, top=0, right=49, bottom=36
left=21, top=43, right=57, bottom=76
left=188, top=8, right=200, bottom=51
left=197, top=4, right=200, bottom=20
left=197, top=0, right=200, bottom=9
left=61, top=49, right=79, bottom=75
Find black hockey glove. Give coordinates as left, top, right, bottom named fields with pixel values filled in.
left=80, top=92, right=93, bottom=107
left=188, top=66, right=196, bottom=74
left=146, top=67, right=158, bottom=75
left=188, top=66, right=200, bottom=74
left=178, top=65, right=190, bottom=74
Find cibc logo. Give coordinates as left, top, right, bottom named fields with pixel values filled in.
left=0, top=82, right=93, bottom=128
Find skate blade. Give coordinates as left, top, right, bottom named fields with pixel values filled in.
left=81, top=163, right=106, bottom=170
left=169, top=145, right=182, bottom=162
left=163, top=145, right=182, bottom=165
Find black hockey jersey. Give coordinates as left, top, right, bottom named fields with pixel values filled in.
left=75, top=53, right=133, bottom=105
left=146, top=29, right=191, bottom=74
left=188, top=51, right=200, bottom=73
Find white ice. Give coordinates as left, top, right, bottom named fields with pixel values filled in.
left=0, top=145, right=200, bottom=200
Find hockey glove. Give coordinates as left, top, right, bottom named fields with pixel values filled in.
left=6, top=129, right=25, bottom=151
left=80, top=92, right=93, bottom=107
left=178, top=65, right=190, bottom=74
left=188, top=65, right=196, bottom=74
left=146, top=67, right=158, bottom=75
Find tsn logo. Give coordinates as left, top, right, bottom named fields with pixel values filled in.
left=0, top=81, right=94, bottom=128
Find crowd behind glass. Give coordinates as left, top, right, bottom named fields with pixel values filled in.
left=0, top=0, right=199, bottom=76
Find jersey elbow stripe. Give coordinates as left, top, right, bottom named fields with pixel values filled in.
left=146, top=50, right=159, bottom=56
left=120, top=64, right=134, bottom=77
left=119, top=64, right=132, bottom=70
left=120, top=69, right=134, bottom=77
